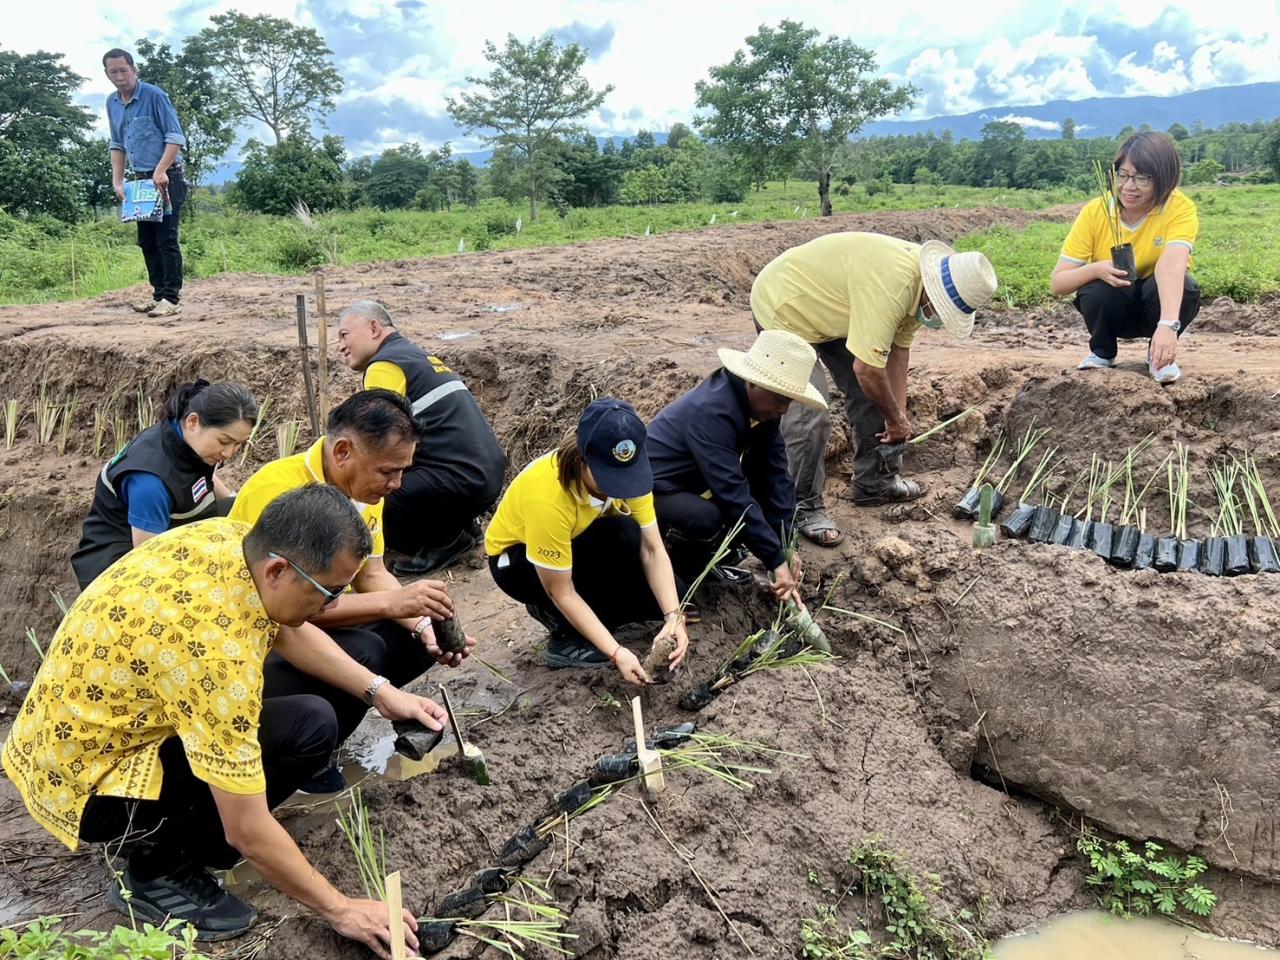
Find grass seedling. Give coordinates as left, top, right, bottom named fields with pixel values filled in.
left=1119, top=450, right=1172, bottom=527
left=908, top=406, right=977, bottom=446
left=275, top=419, right=301, bottom=458
left=1210, top=462, right=1244, bottom=538
left=1237, top=454, right=1279, bottom=537
left=112, top=412, right=131, bottom=454
left=135, top=383, right=155, bottom=433
left=92, top=406, right=112, bottom=459
left=993, top=420, right=1049, bottom=495
left=34, top=379, right=61, bottom=445
left=1092, top=159, right=1124, bottom=249
left=4, top=399, right=19, bottom=449
left=24, top=627, right=44, bottom=661
left=57, top=396, right=79, bottom=455
left=1167, top=443, right=1192, bottom=539
left=238, top=395, right=273, bottom=466
left=335, top=788, right=387, bottom=900
left=51, top=590, right=69, bottom=619
left=679, top=511, right=747, bottom=610
left=1016, top=447, right=1059, bottom=504
left=966, top=431, right=1005, bottom=490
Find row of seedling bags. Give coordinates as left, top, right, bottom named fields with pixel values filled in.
left=952, top=424, right=1280, bottom=576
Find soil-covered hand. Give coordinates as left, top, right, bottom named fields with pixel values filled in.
left=770, top=561, right=801, bottom=603
left=654, top=616, right=690, bottom=670
left=387, top=579, right=453, bottom=620
left=1150, top=325, right=1178, bottom=370
left=1094, top=260, right=1132, bottom=288
left=372, top=684, right=446, bottom=731
left=877, top=418, right=912, bottom=444
left=327, top=897, right=419, bottom=960
left=613, top=646, right=651, bottom=686
left=426, top=630, right=477, bottom=667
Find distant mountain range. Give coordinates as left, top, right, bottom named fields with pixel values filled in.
left=206, top=82, right=1280, bottom=184
left=858, top=82, right=1280, bottom=140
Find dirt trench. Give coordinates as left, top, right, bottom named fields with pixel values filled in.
left=1, top=208, right=1280, bottom=957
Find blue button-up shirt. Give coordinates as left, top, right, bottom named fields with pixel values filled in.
left=106, top=80, right=185, bottom=173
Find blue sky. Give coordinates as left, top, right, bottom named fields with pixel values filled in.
left=11, top=0, right=1280, bottom=157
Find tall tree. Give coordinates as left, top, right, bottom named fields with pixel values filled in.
left=696, top=20, right=914, bottom=215
left=133, top=39, right=236, bottom=194
left=0, top=49, right=92, bottom=148
left=231, top=134, right=346, bottom=215
left=363, top=143, right=432, bottom=209
left=188, top=12, right=342, bottom=144
left=448, top=34, right=612, bottom=221
left=1060, top=117, right=1076, bottom=140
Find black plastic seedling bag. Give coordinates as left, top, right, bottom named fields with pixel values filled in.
left=436, top=886, right=488, bottom=920
left=1029, top=505, right=1059, bottom=543
left=1050, top=514, right=1076, bottom=546
left=1224, top=534, right=1250, bottom=576
left=954, top=486, right=1003, bottom=521
left=498, top=823, right=550, bottom=867
left=1069, top=519, right=1092, bottom=551
left=1090, top=522, right=1114, bottom=560
left=1200, top=537, right=1226, bottom=576
left=554, top=780, right=593, bottom=814
left=1109, top=525, right=1140, bottom=567
left=393, top=719, right=445, bottom=761
left=417, top=920, right=458, bottom=954
left=1000, top=502, right=1035, bottom=539
left=1134, top=533, right=1156, bottom=570
left=1154, top=535, right=1179, bottom=572
left=679, top=683, right=715, bottom=711
left=624, top=721, right=697, bottom=754
left=590, top=753, right=639, bottom=785
left=1176, top=539, right=1201, bottom=572
left=472, top=867, right=512, bottom=894
left=1249, top=536, right=1280, bottom=574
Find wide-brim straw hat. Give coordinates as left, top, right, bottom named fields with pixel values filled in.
left=919, top=239, right=998, bottom=340
left=718, top=330, right=826, bottom=411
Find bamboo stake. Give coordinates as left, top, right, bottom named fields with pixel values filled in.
left=385, top=871, right=406, bottom=960
left=296, top=294, right=320, bottom=436
left=315, top=274, right=329, bottom=420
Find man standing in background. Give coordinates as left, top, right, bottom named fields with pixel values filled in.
left=104, top=48, right=187, bottom=318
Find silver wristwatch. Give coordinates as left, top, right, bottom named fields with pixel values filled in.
left=363, top=674, right=390, bottom=706
left=1157, top=318, right=1181, bottom=331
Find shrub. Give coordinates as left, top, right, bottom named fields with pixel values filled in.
left=1078, top=829, right=1217, bottom=919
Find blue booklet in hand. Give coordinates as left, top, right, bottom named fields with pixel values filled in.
left=121, top=179, right=167, bottom=223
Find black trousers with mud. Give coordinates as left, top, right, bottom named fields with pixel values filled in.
left=489, top=516, right=665, bottom=643
left=1076, top=274, right=1201, bottom=361
left=78, top=694, right=336, bottom=877
left=382, top=468, right=500, bottom=557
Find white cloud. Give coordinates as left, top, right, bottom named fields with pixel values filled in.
left=987, top=114, right=1065, bottom=132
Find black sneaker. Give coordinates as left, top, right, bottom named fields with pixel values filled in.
left=525, top=603, right=564, bottom=635
left=393, top=529, right=478, bottom=576
left=297, top=762, right=347, bottom=795
left=108, top=863, right=256, bottom=941
left=545, top=634, right=611, bottom=670
left=709, top=564, right=753, bottom=586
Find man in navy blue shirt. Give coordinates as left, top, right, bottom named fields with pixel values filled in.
left=104, top=48, right=187, bottom=318
left=647, top=330, right=825, bottom=602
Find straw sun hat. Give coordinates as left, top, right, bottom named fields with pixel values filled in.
left=918, top=239, right=999, bottom=340
left=718, top=330, right=827, bottom=410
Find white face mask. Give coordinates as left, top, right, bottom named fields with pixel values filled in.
left=917, top=306, right=943, bottom=330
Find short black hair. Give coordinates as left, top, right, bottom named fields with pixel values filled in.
left=327, top=389, right=419, bottom=447
left=165, top=380, right=258, bottom=428
left=102, top=49, right=135, bottom=68
left=1115, top=131, right=1182, bottom=206
left=243, top=484, right=372, bottom=570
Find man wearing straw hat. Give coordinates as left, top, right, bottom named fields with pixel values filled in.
left=750, top=233, right=998, bottom=546
left=647, top=330, right=825, bottom=601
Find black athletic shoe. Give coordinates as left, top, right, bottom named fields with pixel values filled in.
left=393, top=529, right=477, bottom=577
left=107, top=863, right=256, bottom=941
left=297, top=762, right=347, bottom=795
left=709, top=564, right=753, bottom=586
left=545, top=634, right=611, bottom=670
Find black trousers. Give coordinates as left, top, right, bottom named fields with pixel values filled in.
left=382, top=470, right=499, bottom=556
left=136, top=169, right=187, bottom=304
left=79, top=694, right=336, bottom=877
left=488, top=516, right=664, bottom=642
left=654, top=491, right=733, bottom=580
left=1075, top=274, right=1201, bottom=361
left=261, top=619, right=433, bottom=751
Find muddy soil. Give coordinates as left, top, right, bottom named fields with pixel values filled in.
left=2, top=206, right=1280, bottom=957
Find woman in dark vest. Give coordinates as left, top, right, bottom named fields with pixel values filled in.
left=71, top=380, right=257, bottom=589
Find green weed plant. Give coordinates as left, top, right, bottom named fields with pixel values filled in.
left=1077, top=830, right=1217, bottom=920
left=0, top=916, right=207, bottom=959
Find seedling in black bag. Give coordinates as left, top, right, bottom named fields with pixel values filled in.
left=1051, top=472, right=1085, bottom=547
left=986, top=420, right=1050, bottom=523
left=1209, top=461, right=1249, bottom=576
left=1000, top=447, right=1058, bottom=539
left=953, top=432, right=1004, bottom=520
left=1156, top=443, right=1192, bottom=572
left=877, top=406, right=976, bottom=465
left=1238, top=453, right=1280, bottom=574
left=1111, top=444, right=1169, bottom=568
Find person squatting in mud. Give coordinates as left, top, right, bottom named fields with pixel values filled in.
left=336, top=300, right=507, bottom=577
left=485, top=398, right=689, bottom=685
left=71, top=380, right=257, bottom=590
left=646, top=329, right=822, bottom=601
left=3, top=486, right=437, bottom=956
left=1052, top=130, right=1200, bottom=384
left=750, top=232, right=998, bottom=547
left=231, top=389, right=476, bottom=794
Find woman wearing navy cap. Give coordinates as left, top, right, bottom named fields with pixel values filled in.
left=485, top=398, right=688, bottom=685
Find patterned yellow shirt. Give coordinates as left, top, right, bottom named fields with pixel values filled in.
left=1, top=519, right=275, bottom=850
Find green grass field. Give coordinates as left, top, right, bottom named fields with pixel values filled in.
left=2, top=181, right=1276, bottom=307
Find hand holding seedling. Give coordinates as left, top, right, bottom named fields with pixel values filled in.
left=387, top=578, right=453, bottom=620
left=327, top=897, right=418, bottom=960
left=372, top=684, right=446, bottom=732
left=1093, top=260, right=1132, bottom=288
left=655, top=614, right=690, bottom=670
left=613, top=646, right=651, bottom=686
left=1151, top=324, right=1178, bottom=370
left=770, top=558, right=802, bottom=604
left=877, top=417, right=913, bottom=445
left=425, top=630, right=477, bottom=667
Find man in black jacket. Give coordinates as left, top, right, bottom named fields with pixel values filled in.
left=338, top=301, right=507, bottom=575
left=647, top=330, right=825, bottom=602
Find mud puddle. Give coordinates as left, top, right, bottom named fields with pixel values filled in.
left=994, top=911, right=1280, bottom=958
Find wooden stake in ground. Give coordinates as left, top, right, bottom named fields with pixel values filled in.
left=295, top=294, right=319, bottom=436
left=314, top=272, right=329, bottom=418
left=631, top=696, right=666, bottom=794
left=384, top=870, right=406, bottom=960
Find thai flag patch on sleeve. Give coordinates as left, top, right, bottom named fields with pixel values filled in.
left=192, top=476, right=209, bottom=501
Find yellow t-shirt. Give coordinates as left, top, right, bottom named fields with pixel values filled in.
left=484, top=451, right=656, bottom=571
left=1059, top=189, right=1198, bottom=279
left=363, top=354, right=456, bottom=397
left=230, top=436, right=385, bottom=561
left=1, top=519, right=273, bottom=850
left=750, top=232, right=923, bottom=369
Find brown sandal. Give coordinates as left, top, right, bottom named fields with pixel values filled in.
left=797, top=513, right=844, bottom=547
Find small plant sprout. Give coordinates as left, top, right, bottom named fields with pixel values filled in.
left=1119, top=450, right=1172, bottom=527
left=135, top=383, right=155, bottom=433
left=57, top=396, right=79, bottom=455
left=238, top=395, right=273, bottom=466
left=907, top=406, right=977, bottom=448
left=1078, top=828, right=1216, bottom=919
left=679, top=512, right=747, bottom=610
left=25, top=627, right=45, bottom=661
left=275, top=419, right=301, bottom=458
left=1237, top=454, right=1279, bottom=537
left=1092, top=159, right=1124, bottom=249
left=92, top=406, right=112, bottom=459
left=335, top=788, right=387, bottom=900
left=112, top=411, right=131, bottom=454
left=1210, top=462, right=1244, bottom=538
left=994, top=420, right=1049, bottom=496
left=4, top=399, right=20, bottom=449
left=968, top=432, right=1005, bottom=489
left=1017, top=447, right=1059, bottom=503
left=34, top=379, right=62, bottom=445
left=1168, top=443, right=1192, bottom=539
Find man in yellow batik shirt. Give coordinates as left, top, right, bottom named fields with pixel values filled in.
left=2, top=486, right=444, bottom=953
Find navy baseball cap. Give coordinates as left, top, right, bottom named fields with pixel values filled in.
left=577, top=398, right=653, bottom=500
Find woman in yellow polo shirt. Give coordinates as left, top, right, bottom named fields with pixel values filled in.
left=485, top=398, right=688, bottom=685
left=1052, top=131, right=1200, bottom=384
